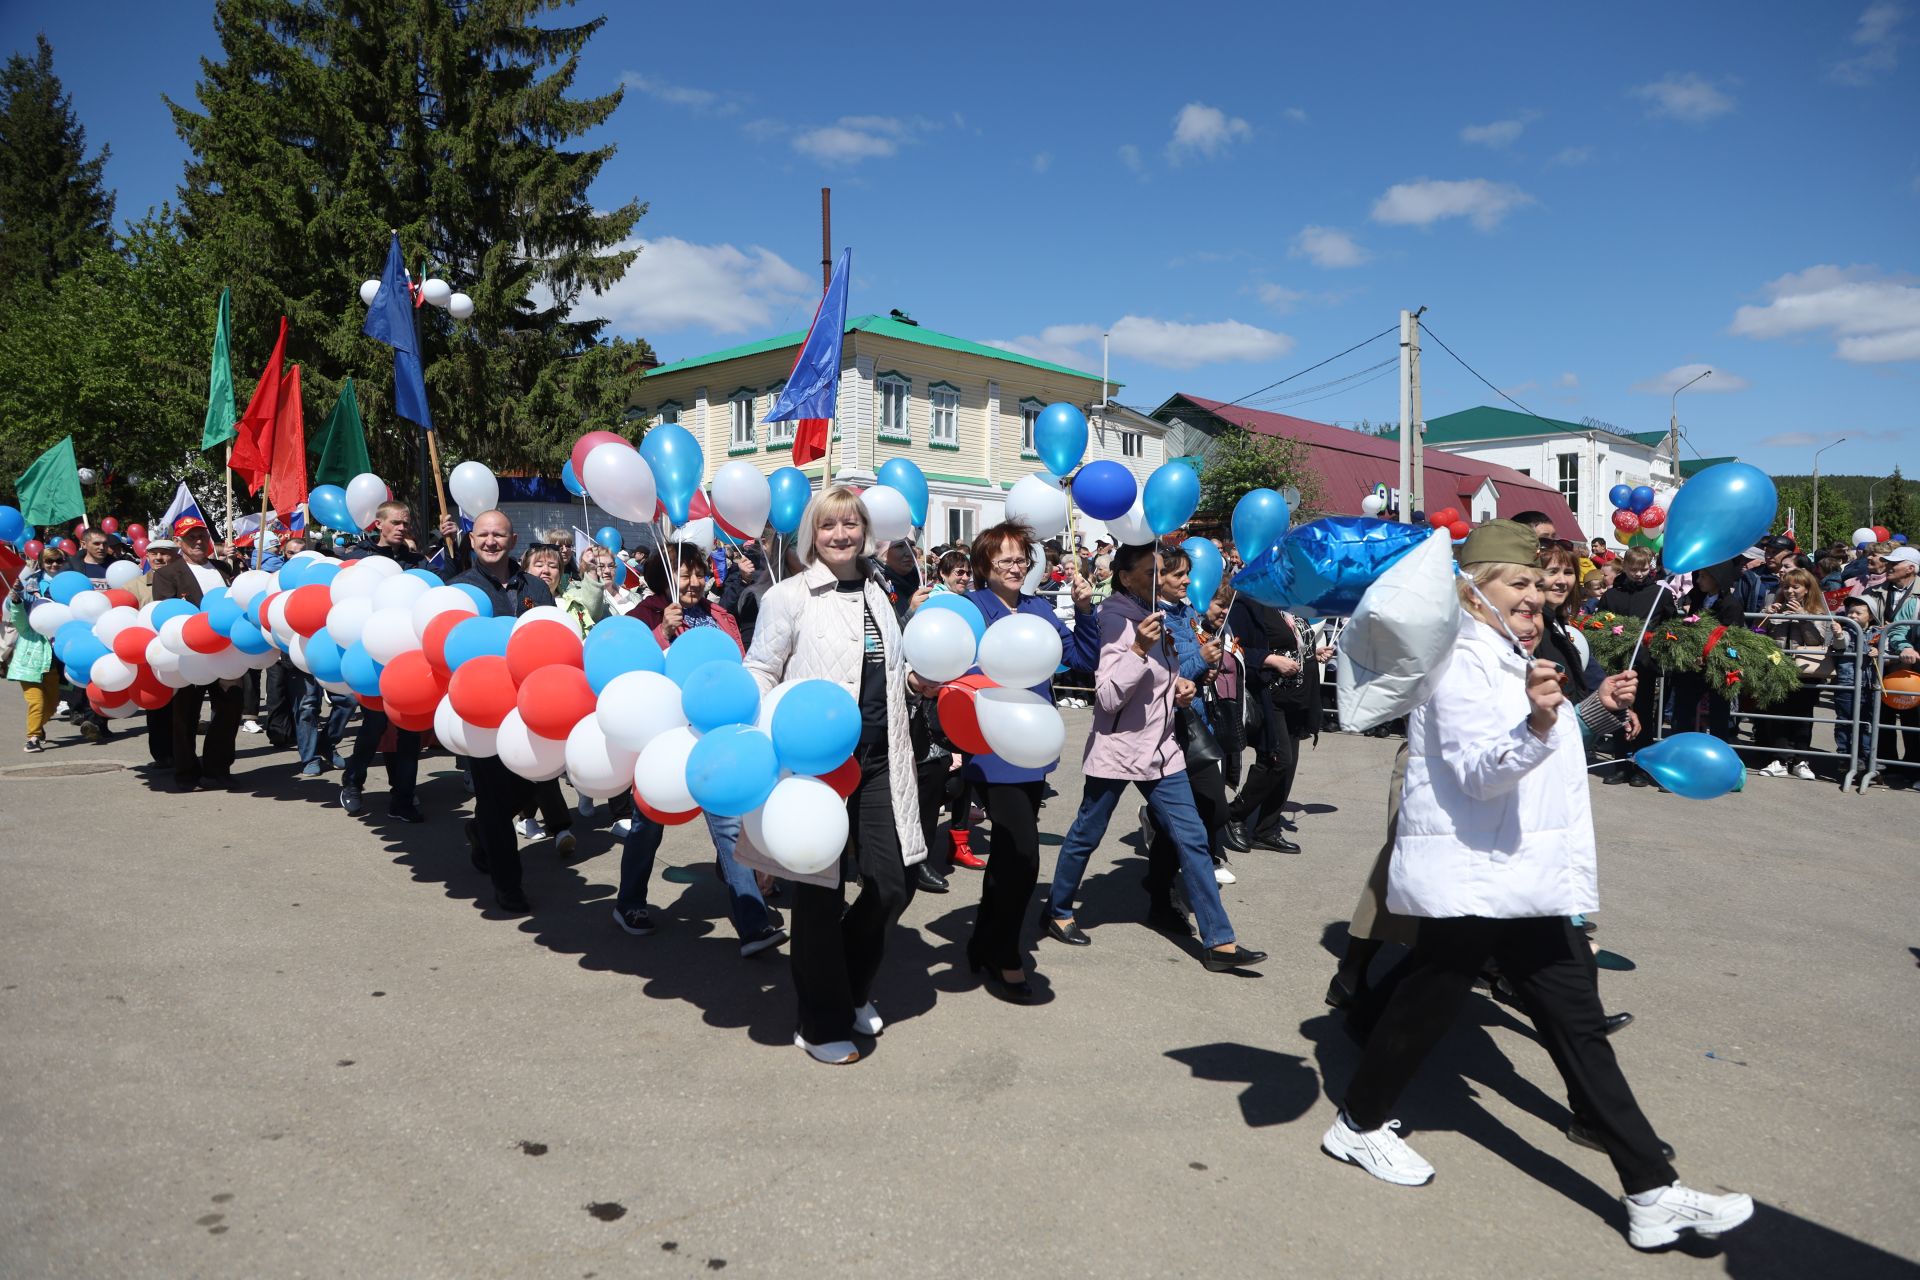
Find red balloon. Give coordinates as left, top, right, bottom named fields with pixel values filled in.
left=516, top=665, right=597, bottom=740
left=1873, top=525, right=1890, bottom=542
left=379, top=650, right=446, bottom=719
left=181, top=611, right=230, bottom=654
left=100, top=516, right=120, bottom=534
left=22, top=539, right=43, bottom=559
left=1448, top=520, right=1471, bottom=540
left=448, top=654, right=518, bottom=728
left=1611, top=510, right=1640, bottom=535
left=102, top=588, right=137, bottom=609
left=570, top=430, right=628, bottom=484
left=112, top=625, right=158, bottom=663
left=1638, top=506, right=1665, bottom=530
left=130, top=537, right=148, bottom=555
left=57, top=538, right=76, bottom=555
left=131, top=681, right=172, bottom=710
left=1427, top=510, right=1450, bottom=529
left=125, top=523, right=146, bottom=540
left=817, top=755, right=862, bottom=798
left=87, top=679, right=131, bottom=711
left=505, top=619, right=583, bottom=684
left=937, top=674, right=994, bottom=756
left=356, top=693, right=385, bottom=713
left=387, top=706, right=437, bottom=733
left=284, top=583, right=334, bottom=637
left=422, top=611, right=464, bottom=679
left=632, top=787, right=701, bottom=826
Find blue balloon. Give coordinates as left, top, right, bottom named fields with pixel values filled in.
left=1142, top=461, right=1201, bottom=535
left=595, top=525, right=623, bottom=554
left=560, top=459, right=587, bottom=498
left=682, top=660, right=761, bottom=731
left=1895, top=533, right=1910, bottom=544
left=229, top=618, right=273, bottom=655
left=304, top=560, right=340, bottom=587
left=1232, top=516, right=1431, bottom=616
left=53, top=619, right=95, bottom=666
left=1608, top=484, right=1634, bottom=511
left=1181, top=537, right=1223, bottom=613
left=767, top=467, right=811, bottom=535
left=49, top=571, right=94, bottom=605
left=1034, top=402, right=1089, bottom=478
left=0, top=505, right=24, bottom=543
left=304, top=629, right=344, bottom=680
left=450, top=583, right=495, bottom=617
left=151, top=598, right=196, bottom=630
left=581, top=615, right=664, bottom=693
left=921, top=592, right=987, bottom=644
left=1629, top=485, right=1656, bottom=513
left=1230, top=488, right=1290, bottom=562
left=340, top=640, right=384, bottom=697
left=65, top=635, right=111, bottom=678
left=205, top=588, right=242, bottom=633
left=876, top=457, right=930, bottom=528
left=640, top=422, right=704, bottom=525
left=444, top=615, right=512, bottom=671
left=278, top=557, right=312, bottom=590
left=1072, top=460, right=1138, bottom=521
left=404, top=568, right=443, bottom=588
left=309, top=484, right=357, bottom=532
left=1635, top=732, right=1745, bottom=800
left=1662, top=462, right=1778, bottom=575
left=770, top=678, right=861, bottom=776
left=685, top=724, right=781, bottom=818
left=664, top=625, right=740, bottom=686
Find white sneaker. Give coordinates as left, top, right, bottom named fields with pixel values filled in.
left=553, top=830, right=577, bottom=855
left=1758, top=760, right=1787, bottom=778
left=794, top=1032, right=859, bottom=1065
left=1321, top=1113, right=1434, bottom=1186
left=1790, top=762, right=1817, bottom=781
left=1624, top=1183, right=1754, bottom=1250
left=610, top=817, right=635, bottom=838
left=515, top=817, right=546, bottom=840
left=241, top=719, right=263, bottom=735
left=852, top=1001, right=884, bottom=1036
left=1214, top=861, right=1237, bottom=885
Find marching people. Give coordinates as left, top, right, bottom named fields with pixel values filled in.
left=8, top=545, right=67, bottom=753
left=1224, top=591, right=1324, bottom=854
left=1043, top=542, right=1267, bottom=973
left=151, top=516, right=243, bottom=791
left=1317, top=521, right=1752, bottom=1251
left=338, top=501, right=431, bottom=824
left=738, top=487, right=931, bottom=1064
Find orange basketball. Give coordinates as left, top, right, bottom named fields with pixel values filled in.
left=1884, top=669, right=1920, bottom=711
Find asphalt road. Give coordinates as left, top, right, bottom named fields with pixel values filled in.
left=2, top=696, right=1916, bottom=1279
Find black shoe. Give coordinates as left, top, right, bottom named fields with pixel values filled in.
left=1222, top=822, right=1252, bottom=854
left=340, top=785, right=364, bottom=815
left=765, top=904, right=785, bottom=929
left=1628, top=772, right=1651, bottom=788
left=1325, top=973, right=1364, bottom=1009
left=612, top=905, right=656, bottom=936
left=739, top=925, right=786, bottom=957
left=915, top=863, right=951, bottom=894
left=199, top=774, right=232, bottom=791
left=1146, top=898, right=1194, bottom=937
left=494, top=889, right=531, bottom=914
left=970, top=957, right=1035, bottom=1003
left=1249, top=826, right=1301, bottom=854
left=1602, top=770, right=1630, bottom=786
left=1202, top=944, right=1267, bottom=973
left=1045, top=917, right=1092, bottom=946
left=1567, top=1120, right=1674, bottom=1162
left=1603, top=1010, right=1635, bottom=1035
left=389, top=802, right=424, bottom=824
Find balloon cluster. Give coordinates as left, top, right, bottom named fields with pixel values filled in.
left=309, top=473, right=396, bottom=533
left=1606, top=484, right=1667, bottom=550
left=1001, top=402, right=1201, bottom=549
left=1232, top=516, right=1431, bottom=616
left=360, top=271, right=473, bottom=321
left=898, top=594, right=1067, bottom=769
left=1850, top=525, right=1897, bottom=548
left=1424, top=506, right=1473, bottom=541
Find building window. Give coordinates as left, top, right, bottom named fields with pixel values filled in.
left=1556, top=452, right=1579, bottom=512
left=657, top=401, right=681, bottom=426
left=1019, top=398, right=1044, bottom=458
left=1119, top=430, right=1143, bottom=459
left=947, top=506, right=976, bottom=545
left=728, top=389, right=756, bottom=454
left=877, top=372, right=910, bottom=443
left=928, top=381, right=960, bottom=450
left=765, top=383, right=794, bottom=447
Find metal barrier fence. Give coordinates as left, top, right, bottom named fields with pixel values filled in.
left=1858, top=644, right=1919, bottom=793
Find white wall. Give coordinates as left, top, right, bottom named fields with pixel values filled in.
left=1445, top=434, right=1663, bottom=543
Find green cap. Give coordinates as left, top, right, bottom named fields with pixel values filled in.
left=1456, top=519, right=1541, bottom=567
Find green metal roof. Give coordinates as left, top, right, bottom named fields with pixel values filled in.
left=1623, top=430, right=1668, bottom=446
left=1680, top=455, right=1737, bottom=478
left=1406, top=405, right=1641, bottom=446
left=643, top=314, right=1112, bottom=385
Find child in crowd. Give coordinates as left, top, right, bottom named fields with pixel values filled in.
left=1834, top=594, right=1881, bottom=773
left=1579, top=570, right=1608, bottom=614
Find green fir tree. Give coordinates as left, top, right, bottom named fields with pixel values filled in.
left=0, top=34, right=116, bottom=292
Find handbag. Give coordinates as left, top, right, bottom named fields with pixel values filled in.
left=1175, top=698, right=1223, bottom=767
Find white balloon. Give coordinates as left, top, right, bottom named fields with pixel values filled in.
left=1360, top=493, right=1387, bottom=516
left=361, top=607, right=422, bottom=664
left=1852, top=527, right=1876, bottom=547
left=1336, top=527, right=1461, bottom=733
left=433, top=696, right=471, bottom=756
left=326, top=595, right=375, bottom=649
left=754, top=681, right=792, bottom=736
left=345, top=473, right=388, bottom=530
left=286, top=633, right=310, bottom=672
left=153, top=663, right=192, bottom=689
left=176, top=649, right=217, bottom=685
left=211, top=647, right=255, bottom=680
left=978, top=613, right=1063, bottom=690
left=975, top=687, right=1066, bottom=769
left=160, top=614, right=195, bottom=655
left=447, top=292, right=474, bottom=320
left=860, top=485, right=913, bottom=544
left=1023, top=548, right=1046, bottom=596
left=136, top=601, right=159, bottom=628
left=69, top=591, right=110, bottom=623
left=319, top=677, right=353, bottom=697
left=633, top=724, right=700, bottom=813
left=711, top=460, right=771, bottom=539
left=496, top=708, right=568, bottom=781
left=900, top=607, right=978, bottom=683
left=145, top=637, right=180, bottom=673
left=564, top=717, right=641, bottom=799
left=27, top=601, right=71, bottom=638
left=447, top=461, right=499, bottom=519
left=359, top=278, right=382, bottom=306
left=1005, top=471, right=1069, bottom=540
left=328, top=564, right=379, bottom=604
left=596, top=670, right=687, bottom=753
left=100, top=700, right=140, bottom=720
left=464, top=718, right=500, bottom=758
left=1105, top=496, right=1156, bottom=546
left=371, top=573, right=432, bottom=613
left=670, top=518, right=715, bottom=555
left=246, top=645, right=282, bottom=671
left=92, top=606, right=141, bottom=643
left=744, top=776, right=848, bottom=876
left=410, top=584, right=479, bottom=639
left=229, top=569, right=274, bottom=608
left=512, top=604, right=579, bottom=635
left=420, top=277, right=453, bottom=308
left=104, top=560, right=142, bottom=590
left=582, top=442, right=657, bottom=523
left=267, top=592, right=298, bottom=646
left=90, top=654, right=137, bottom=692
left=351, top=553, right=402, bottom=581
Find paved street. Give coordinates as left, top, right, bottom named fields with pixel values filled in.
left=2, top=697, right=1916, bottom=1279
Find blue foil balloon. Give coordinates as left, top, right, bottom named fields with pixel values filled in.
left=921, top=592, right=987, bottom=644
left=1635, top=732, right=1745, bottom=800
left=1143, top=461, right=1201, bottom=535
left=770, top=679, right=861, bottom=776
left=685, top=725, right=780, bottom=818
left=664, top=625, right=740, bottom=686
left=1181, top=537, right=1223, bottom=613
left=682, top=660, right=761, bottom=731
left=309, top=484, right=355, bottom=532
left=640, top=422, right=704, bottom=525
left=1034, top=402, right=1089, bottom=478
left=595, top=525, right=623, bottom=554
left=1072, top=460, right=1137, bottom=520
left=1230, top=488, right=1290, bottom=561
left=1232, top=516, right=1430, bottom=616
left=1661, top=462, right=1778, bottom=574
left=876, top=457, right=930, bottom=528
left=1608, top=484, right=1633, bottom=511
left=767, top=467, right=811, bottom=535
left=560, top=459, right=587, bottom=498
left=582, top=615, right=665, bottom=693
left=1629, top=485, right=1656, bottom=513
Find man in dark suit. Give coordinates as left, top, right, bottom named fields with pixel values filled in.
left=151, top=516, right=243, bottom=791
left=338, top=500, right=436, bottom=824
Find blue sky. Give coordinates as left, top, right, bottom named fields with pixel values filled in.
left=7, top=0, right=1917, bottom=475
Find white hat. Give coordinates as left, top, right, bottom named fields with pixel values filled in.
left=1886, top=547, right=1920, bottom=568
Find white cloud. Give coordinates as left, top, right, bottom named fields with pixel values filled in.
left=990, top=316, right=1294, bottom=371
left=1630, top=363, right=1751, bottom=394
left=1370, top=178, right=1534, bottom=230
left=620, top=73, right=743, bottom=116
left=1831, top=2, right=1906, bottom=84
left=574, top=236, right=814, bottom=336
left=1630, top=72, right=1736, bottom=123
left=1118, top=143, right=1146, bottom=178
left=1757, top=432, right=1828, bottom=448
left=1283, top=107, right=1309, bottom=124
left=1461, top=118, right=1526, bottom=147
left=1549, top=146, right=1593, bottom=167
left=1166, top=103, right=1252, bottom=161
left=1290, top=224, right=1370, bottom=267
left=1256, top=283, right=1310, bottom=310
left=792, top=116, right=920, bottom=165
left=1032, top=151, right=1052, bottom=174
left=1730, top=264, right=1920, bottom=364
left=1555, top=372, right=1580, bottom=389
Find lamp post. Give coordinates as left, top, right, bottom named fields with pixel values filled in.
left=1812, top=437, right=1847, bottom=550
left=1868, top=476, right=1886, bottom=527
left=1667, top=368, right=1711, bottom=490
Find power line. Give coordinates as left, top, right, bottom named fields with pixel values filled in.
left=1265, top=362, right=1398, bottom=410
left=1415, top=320, right=1556, bottom=426
left=1250, top=356, right=1398, bottom=409
left=1211, top=325, right=1399, bottom=411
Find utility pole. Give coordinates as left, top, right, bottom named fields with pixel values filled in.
left=1667, top=368, right=1711, bottom=493
left=1409, top=307, right=1425, bottom=520
left=1397, top=308, right=1426, bottom=522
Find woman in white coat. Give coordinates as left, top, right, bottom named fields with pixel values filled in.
left=742, top=487, right=931, bottom=1065
left=1319, top=521, right=1753, bottom=1252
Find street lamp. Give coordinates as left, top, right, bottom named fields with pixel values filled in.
left=1667, top=368, right=1711, bottom=489
left=1868, top=476, right=1886, bottom=526
left=1812, top=437, right=1847, bottom=550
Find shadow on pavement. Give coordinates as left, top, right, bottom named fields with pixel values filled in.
left=1163, top=1043, right=1320, bottom=1128
left=1705, top=1202, right=1920, bottom=1277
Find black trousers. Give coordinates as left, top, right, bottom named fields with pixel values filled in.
left=1230, top=697, right=1298, bottom=833
left=170, top=681, right=244, bottom=788
left=971, top=780, right=1044, bottom=971
left=342, top=711, right=419, bottom=808
left=471, top=753, right=533, bottom=898
left=145, top=705, right=173, bottom=765
left=914, top=757, right=952, bottom=857
left=1758, top=682, right=1819, bottom=761
left=1880, top=700, right=1920, bottom=770
left=1613, top=667, right=1663, bottom=775
left=1343, top=914, right=1677, bottom=1195
left=262, top=658, right=298, bottom=747
left=518, top=778, right=572, bottom=832
left=1669, top=672, right=1731, bottom=741
left=1147, top=756, right=1225, bottom=890
left=790, top=748, right=911, bottom=1043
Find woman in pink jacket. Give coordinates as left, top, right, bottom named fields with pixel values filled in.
left=1042, top=543, right=1267, bottom=972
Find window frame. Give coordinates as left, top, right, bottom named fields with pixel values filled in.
left=656, top=400, right=682, bottom=426
left=876, top=371, right=912, bottom=444
left=764, top=381, right=794, bottom=448
left=1555, top=451, right=1580, bottom=513
left=1119, top=430, right=1143, bottom=459
left=927, top=380, right=961, bottom=451
left=727, top=387, right=758, bottom=455
left=1018, top=397, right=1045, bottom=459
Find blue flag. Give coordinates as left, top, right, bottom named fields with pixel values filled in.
left=764, top=248, right=850, bottom=465
left=362, top=232, right=434, bottom=432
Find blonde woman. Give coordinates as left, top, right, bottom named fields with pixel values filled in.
left=1754, top=566, right=1842, bottom=780
left=740, top=486, right=931, bottom=1065
left=1319, top=522, right=1752, bottom=1251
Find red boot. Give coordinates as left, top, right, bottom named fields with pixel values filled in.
left=949, top=828, right=986, bottom=870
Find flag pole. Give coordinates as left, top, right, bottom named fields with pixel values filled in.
left=225, top=447, right=235, bottom=544
left=424, top=429, right=455, bottom=559
left=256, top=473, right=271, bottom=571
left=820, top=186, right=834, bottom=484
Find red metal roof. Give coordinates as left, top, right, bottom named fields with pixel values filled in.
left=1168, top=395, right=1583, bottom=537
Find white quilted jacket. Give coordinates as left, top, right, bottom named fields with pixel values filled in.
left=736, top=560, right=928, bottom=887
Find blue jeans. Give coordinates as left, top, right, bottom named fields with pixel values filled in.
left=1046, top=772, right=1235, bottom=948
left=618, top=812, right=771, bottom=939
left=1833, top=659, right=1859, bottom=761
left=295, top=673, right=353, bottom=767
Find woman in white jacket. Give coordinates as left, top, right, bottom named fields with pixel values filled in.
left=1319, top=521, right=1753, bottom=1252
left=742, top=487, right=932, bottom=1065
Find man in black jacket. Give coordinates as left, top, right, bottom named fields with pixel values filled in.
left=151, top=517, right=243, bottom=791
left=338, top=501, right=435, bottom=824
left=1597, top=546, right=1672, bottom=785
left=1224, top=597, right=1318, bottom=852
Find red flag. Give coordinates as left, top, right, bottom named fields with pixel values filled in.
left=791, top=418, right=830, bottom=466
left=230, top=317, right=288, bottom=495
left=268, top=364, right=308, bottom=515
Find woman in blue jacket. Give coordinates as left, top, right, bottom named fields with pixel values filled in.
left=962, top=520, right=1099, bottom=1001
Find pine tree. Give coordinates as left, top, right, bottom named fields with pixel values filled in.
left=1879, top=465, right=1915, bottom=539
left=0, top=34, right=116, bottom=292
left=166, top=0, right=652, bottom=486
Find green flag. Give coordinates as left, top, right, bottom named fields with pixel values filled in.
left=15, top=436, right=86, bottom=525
left=200, top=287, right=238, bottom=450
left=310, top=377, right=372, bottom=488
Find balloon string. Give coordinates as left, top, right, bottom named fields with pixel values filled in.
left=1621, top=581, right=1672, bottom=673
